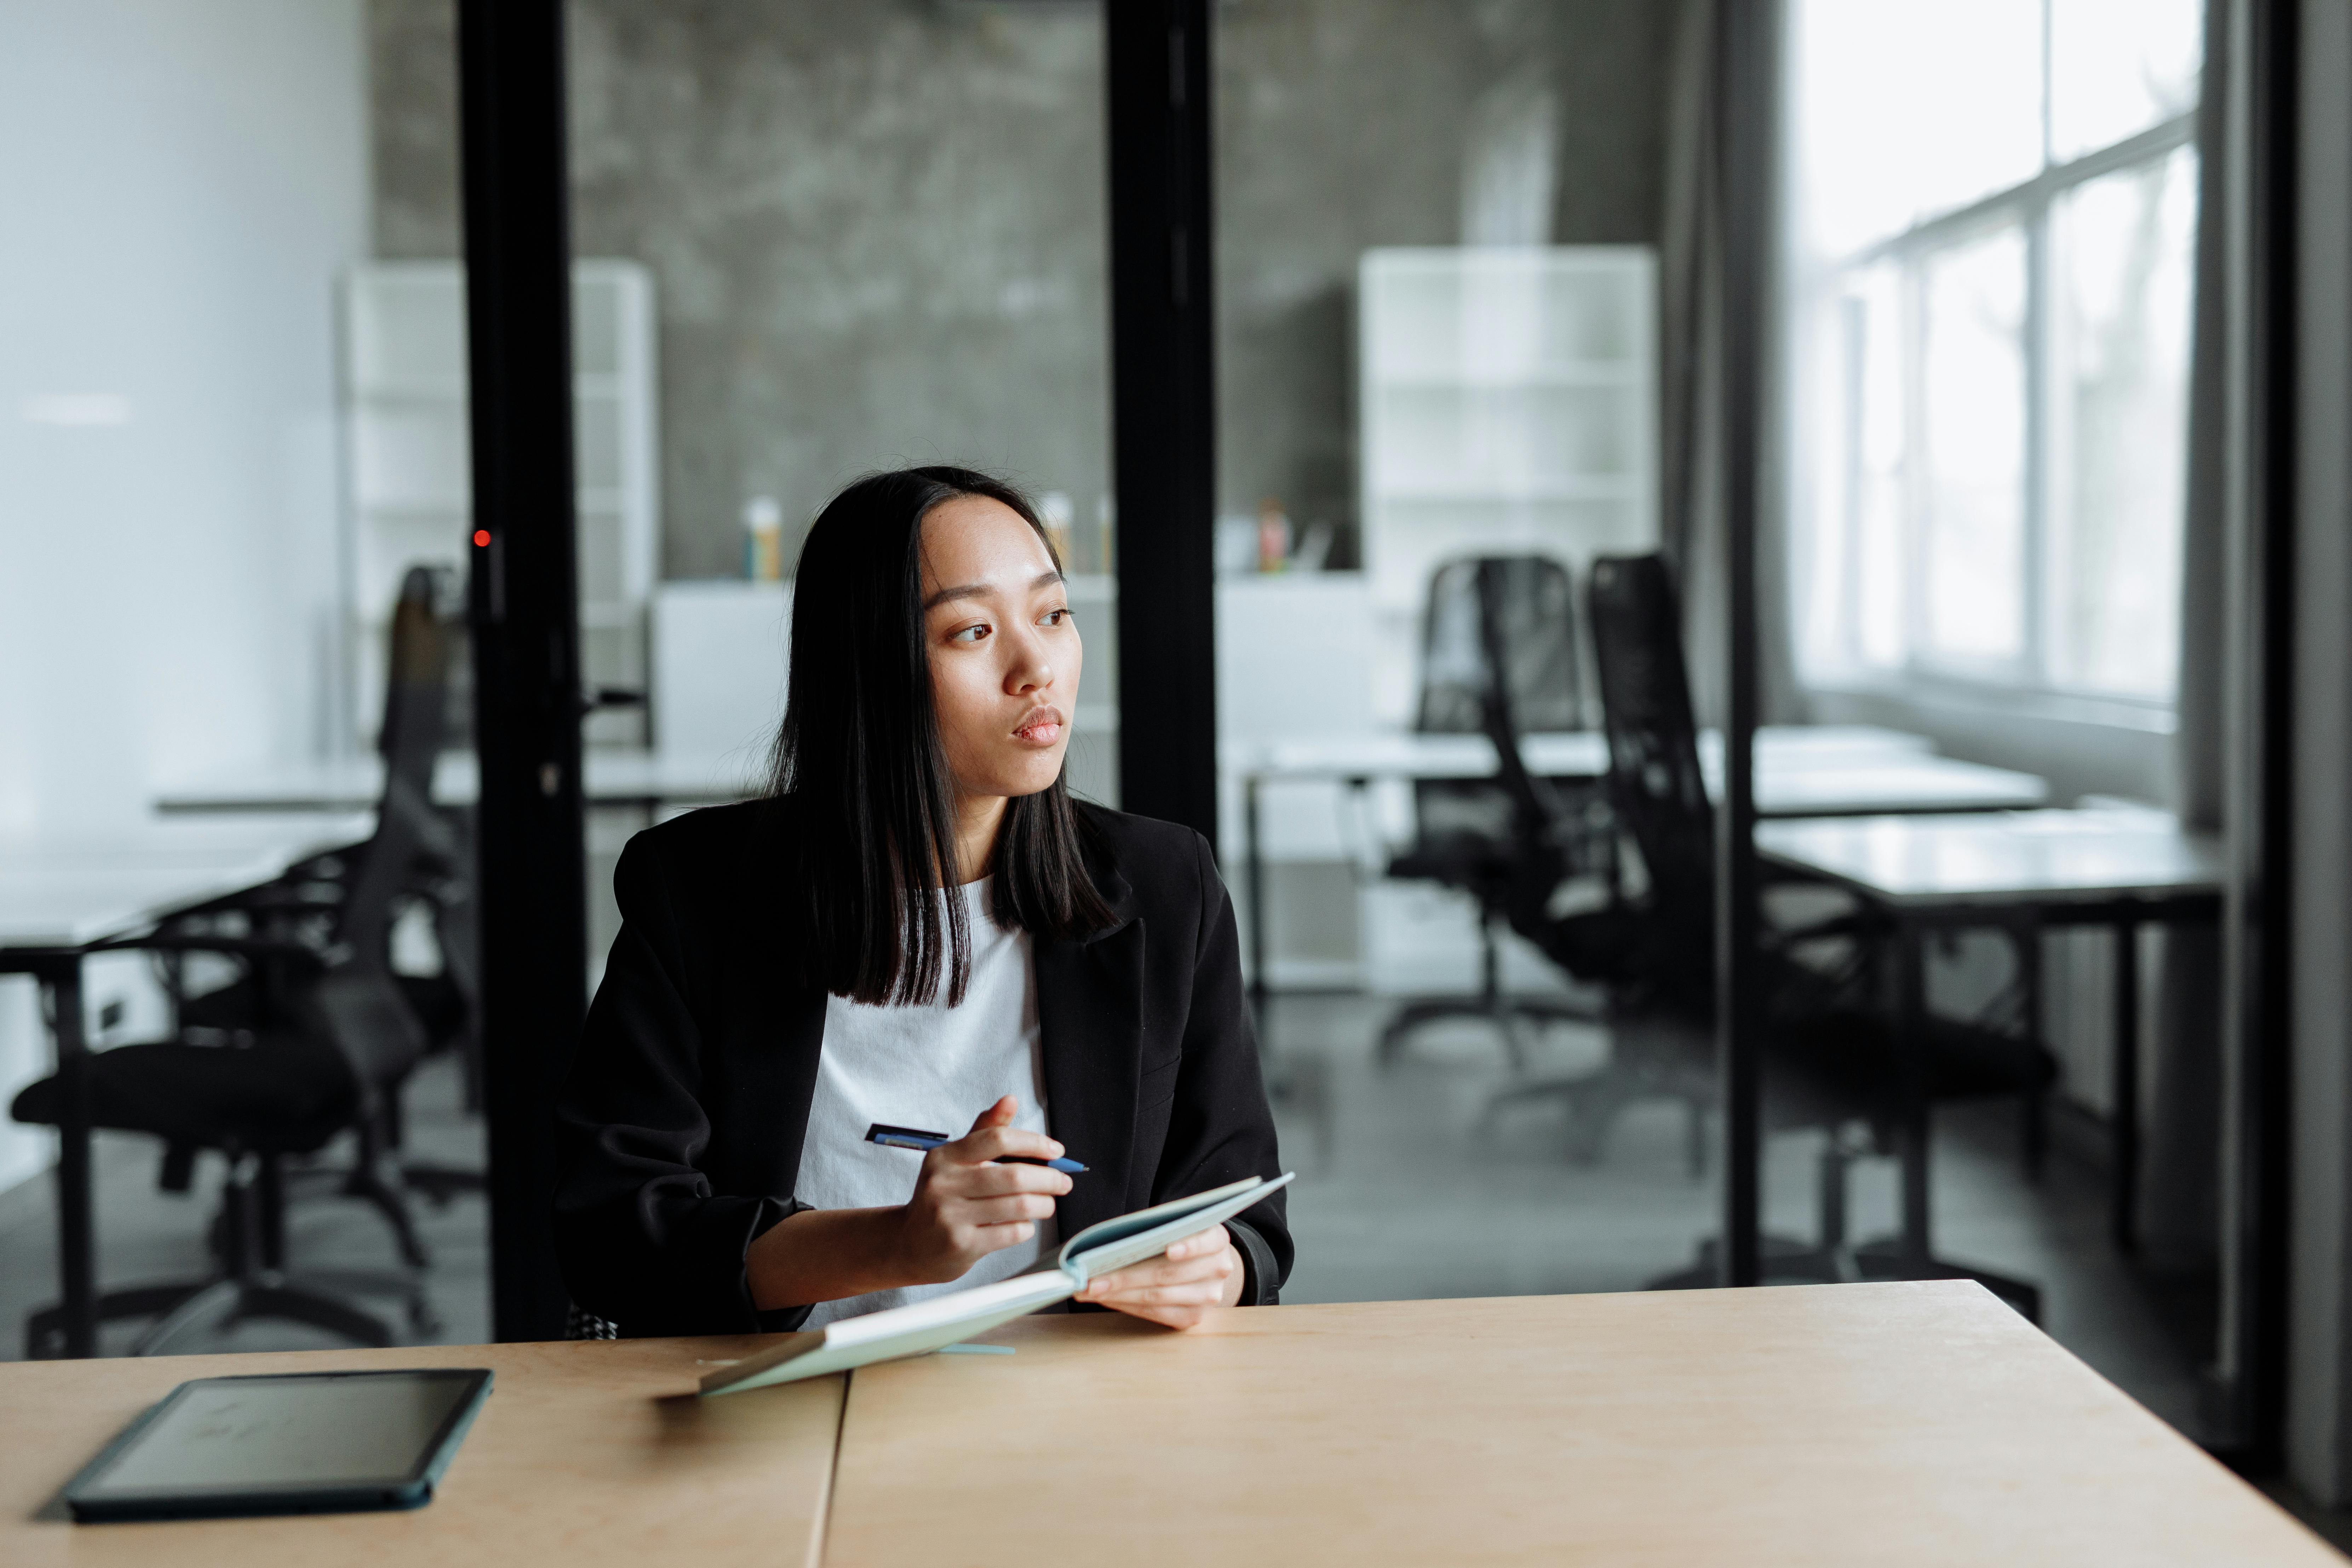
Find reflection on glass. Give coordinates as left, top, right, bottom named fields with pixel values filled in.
left=2047, top=147, right=2197, bottom=697
left=1921, top=226, right=2027, bottom=667
left=1791, top=0, right=2042, bottom=257
left=2049, top=0, right=2203, bottom=162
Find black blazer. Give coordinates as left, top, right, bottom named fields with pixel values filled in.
left=553, top=796, right=1292, bottom=1337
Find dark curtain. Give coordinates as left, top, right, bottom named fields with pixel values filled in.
left=2140, top=0, right=2233, bottom=1269
left=1659, top=0, right=1800, bottom=728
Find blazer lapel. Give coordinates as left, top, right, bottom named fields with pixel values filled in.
left=1035, top=916, right=1146, bottom=1241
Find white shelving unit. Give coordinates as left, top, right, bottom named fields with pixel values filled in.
left=340, top=259, right=659, bottom=749
left=1357, top=245, right=1658, bottom=723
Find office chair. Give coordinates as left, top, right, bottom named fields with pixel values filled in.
left=11, top=779, right=444, bottom=1354
left=164, top=569, right=485, bottom=1248
left=8, top=585, right=464, bottom=1356
left=1375, top=557, right=1611, bottom=1070
left=1484, top=555, right=2056, bottom=1297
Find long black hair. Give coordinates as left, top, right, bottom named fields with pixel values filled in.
left=770, top=466, right=1117, bottom=1006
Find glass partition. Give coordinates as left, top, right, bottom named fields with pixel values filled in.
left=0, top=0, right=487, bottom=1354
left=1212, top=2, right=1712, bottom=1304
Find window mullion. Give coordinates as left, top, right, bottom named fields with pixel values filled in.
left=2023, top=202, right=2052, bottom=688
left=1900, top=257, right=1929, bottom=678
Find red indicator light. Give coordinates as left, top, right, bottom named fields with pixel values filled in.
left=472, top=529, right=491, bottom=547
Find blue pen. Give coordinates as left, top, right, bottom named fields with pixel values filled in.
left=866, top=1122, right=1086, bottom=1174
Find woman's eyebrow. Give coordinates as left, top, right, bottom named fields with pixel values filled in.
left=922, top=568, right=1064, bottom=612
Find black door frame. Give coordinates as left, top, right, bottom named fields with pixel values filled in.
left=1714, top=0, right=1778, bottom=1287
left=457, top=0, right=583, bottom=1345
left=1105, top=0, right=1220, bottom=847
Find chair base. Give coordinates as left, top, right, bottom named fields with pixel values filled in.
left=1485, top=1062, right=1711, bottom=1175
left=402, top=1161, right=486, bottom=1207
left=24, top=1148, right=438, bottom=1359
left=1376, top=992, right=1603, bottom=1074
left=23, top=1269, right=432, bottom=1359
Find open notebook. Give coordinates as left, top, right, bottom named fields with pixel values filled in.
left=698, top=1172, right=1295, bottom=1396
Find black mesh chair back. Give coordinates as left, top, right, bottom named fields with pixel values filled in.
left=1586, top=554, right=1714, bottom=966
left=309, top=570, right=449, bottom=1097
left=1415, top=557, right=1582, bottom=734
left=1408, top=556, right=1583, bottom=851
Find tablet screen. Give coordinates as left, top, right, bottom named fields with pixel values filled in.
left=78, top=1371, right=486, bottom=1500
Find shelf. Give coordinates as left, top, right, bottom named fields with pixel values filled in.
left=353, top=373, right=627, bottom=404
left=1367, top=477, right=1643, bottom=503
left=1366, top=364, right=1641, bottom=389
left=356, top=500, right=469, bottom=520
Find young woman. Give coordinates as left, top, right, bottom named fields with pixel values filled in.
left=554, top=466, right=1290, bottom=1335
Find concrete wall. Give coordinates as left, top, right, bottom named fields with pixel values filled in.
left=1215, top=0, right=1673, bottom=547
left=367, top=0, right=1674, bottom=574
left=0, top=0, right=369, bottom=1193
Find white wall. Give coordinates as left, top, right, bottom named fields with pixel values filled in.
left=0, top=0, right=368, bottom=1193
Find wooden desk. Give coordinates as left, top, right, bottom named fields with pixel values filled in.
left=1757, top=808, right=2225, bottom=1260
left=0, top=1337, right=843, bottom=1568
left=825, top=1285, right=2332, bottom=1567
left=3, top=1291, right=2329, bottom=1565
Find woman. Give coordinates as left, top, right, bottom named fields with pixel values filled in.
left=554, top=466, right=1290, bottom=1336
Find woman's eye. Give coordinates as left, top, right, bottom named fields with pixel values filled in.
left=1040, top=606, right=1072, bottom=628
left=949, top=623, right=990, bottom=644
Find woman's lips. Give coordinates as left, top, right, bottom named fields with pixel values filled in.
left=1013, top=708, right=1066, bottom=745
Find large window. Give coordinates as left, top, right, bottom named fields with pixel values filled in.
left=1788, top=0, right=2203, bottom=705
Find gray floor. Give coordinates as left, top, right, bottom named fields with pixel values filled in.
left=1264, top=994, right=2210, bottom=1431
left=2, top=999, right=2345, bottom=1551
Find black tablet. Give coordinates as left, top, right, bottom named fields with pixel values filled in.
left=63, top=1368, right=493, bottom=1523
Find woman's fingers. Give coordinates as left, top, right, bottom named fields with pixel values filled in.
left=1079, top=1239, right=1235, bottom=1302
left=929, top=1160, right=1070, bottom=1201
left=942, top=1099, right=1066, bottom=1168
left=953, top=1124, right=1067, bottom=1166
left=955, top=1193, right=1059, bottom=1228
left=963, top=1095, right=1019, bottom=1135
left=1092, top=1276, right=1227, bottom=1306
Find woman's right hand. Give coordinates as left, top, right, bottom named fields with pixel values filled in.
left=893, top=1096, right=1072, bottom=1284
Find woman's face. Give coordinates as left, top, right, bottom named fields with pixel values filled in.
left=919, top=494, right=1082, bottom=804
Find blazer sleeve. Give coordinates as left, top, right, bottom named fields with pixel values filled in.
left=552, top=833, right=807, bottom=1336
left=1148, top=830, right=1294, bottom=1303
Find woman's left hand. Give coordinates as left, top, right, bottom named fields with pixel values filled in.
left=1074, top=1224, right=1245, bottom=1328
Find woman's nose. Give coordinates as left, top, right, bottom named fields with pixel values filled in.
left=1003, top=630, right=1051, bottom=693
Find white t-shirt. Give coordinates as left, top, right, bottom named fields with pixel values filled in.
left=792, top=878, right=1058, bottom=1328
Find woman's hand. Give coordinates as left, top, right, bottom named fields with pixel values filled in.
left=893, top=1096, right=1073, bottom=1285
left=1075, top=1224, right=1244, bottom=1328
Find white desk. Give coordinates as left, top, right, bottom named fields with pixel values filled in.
left=0, top=816, right=371, bottom=1358
left=1233, top=724, right=2043, bottom=816
left=1234, top=726, right=2048, bottom=1029
left=153, top=751, right=764, bottom=815
left=0, top=816, right=376, bottom=946
left=1757, top=806, right=2225, bottom=1262
left=1756, top=806, right=2225, bottom=909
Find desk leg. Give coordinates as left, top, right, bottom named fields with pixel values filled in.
left=45, top=957, right=96, bottom=1358
left=1245, top=773, right=1268, bottom=1051
left=2111, top=920, right=2141, bottom=1254
left=1897, top=923, right=1933, bottom=1270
